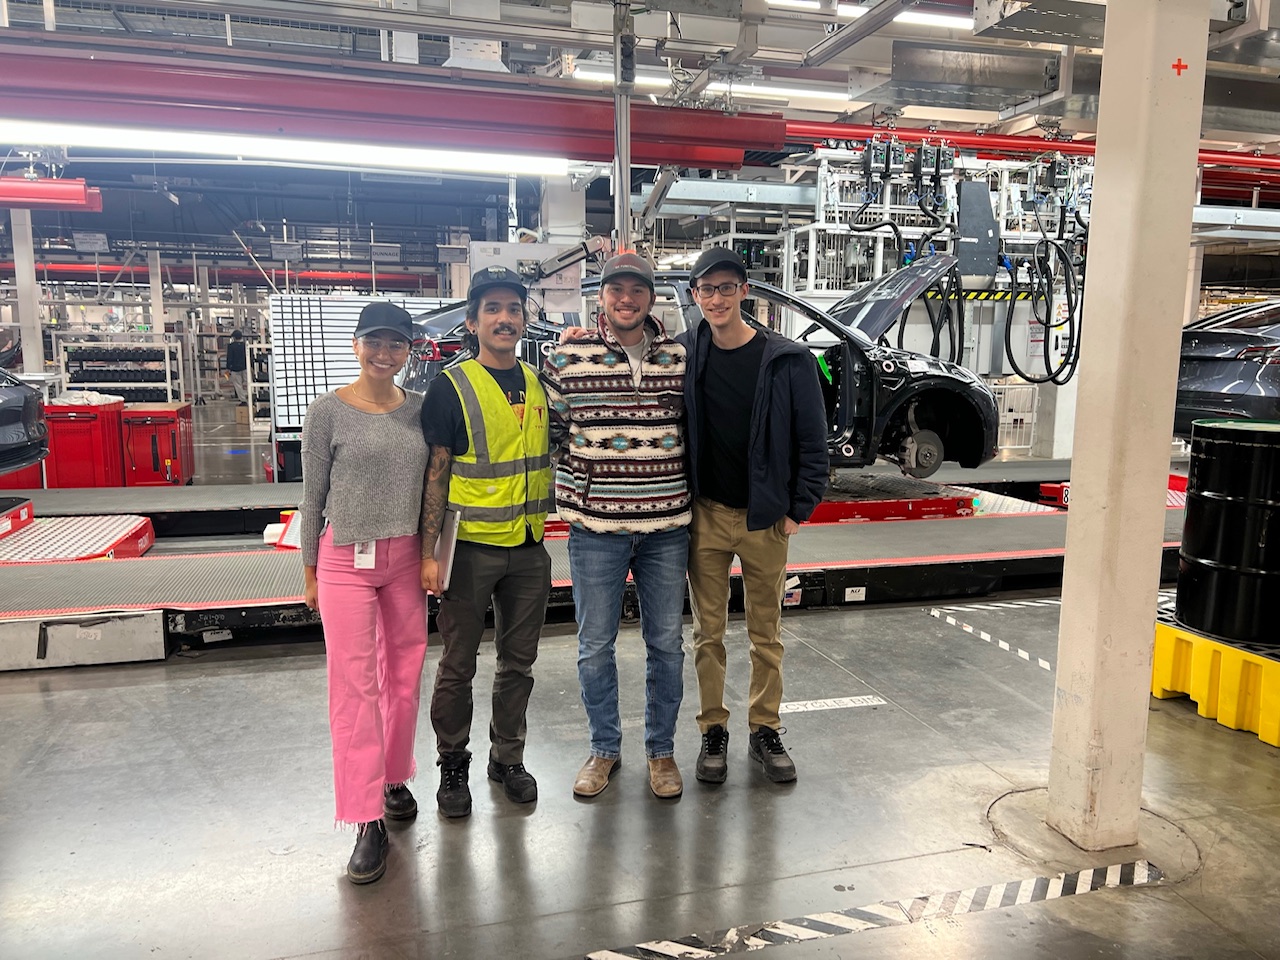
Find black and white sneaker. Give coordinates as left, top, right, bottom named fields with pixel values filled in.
left=748, top=726, right=797, bottom=783
left=696, top=724, right=729, bottom=784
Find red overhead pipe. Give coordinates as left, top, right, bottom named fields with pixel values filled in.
left=0, top=260, right=435, bottom=290
left=0, top=177, right=92, bottom=209
left=786, top=120, right=1280, bottom=174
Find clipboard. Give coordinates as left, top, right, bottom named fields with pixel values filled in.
left=434, top=507, right=460, bottom=592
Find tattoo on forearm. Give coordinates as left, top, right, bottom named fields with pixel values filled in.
left=421, top=445, right=452, bottom=557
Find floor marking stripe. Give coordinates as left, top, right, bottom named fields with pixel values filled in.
left=929, top=609, right=1056, bottom=673
left=806, top=912, right=877, bottom=932
left=583, top=862, right=1162, bottom=959
left=636, top=942, right=715, bottom=958
left=764, top=922, right=829, bottom=941
left=780, top=695, right=887, bottom=713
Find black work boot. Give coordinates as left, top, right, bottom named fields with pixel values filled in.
left=383, top=782, right=417, bottom=820
left=748, top=726, right=797, bottom=783
left=347, top=819, right=388, bottom=885
left=487, top=759, right=539, bottom=803
left=695, top=724, right=730, bottom=784
left=436, top=752, right=472, bottom=818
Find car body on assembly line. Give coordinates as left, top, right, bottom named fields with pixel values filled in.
left=403, top=256, right=999, bottom=478
left=0, top=368, right=49, bottom=476
left=1175, top=299, right=1280, bottom=438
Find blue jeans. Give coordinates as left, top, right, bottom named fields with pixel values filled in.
left=568, top=525, right=689, bottom=760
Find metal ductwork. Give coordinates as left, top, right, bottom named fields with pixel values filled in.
left=859, top=40, right=1280, bottom=137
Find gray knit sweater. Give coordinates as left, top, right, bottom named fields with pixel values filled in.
left=298, top=390, right=427, bottom=566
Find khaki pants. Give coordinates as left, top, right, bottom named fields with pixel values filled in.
left=688, top=497, right=791, bottom=733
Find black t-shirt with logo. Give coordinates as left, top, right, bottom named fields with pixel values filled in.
left=698, top=331, right=767, bottom=509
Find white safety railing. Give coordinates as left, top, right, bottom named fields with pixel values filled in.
left=992, top=383, right=1038, bottom=452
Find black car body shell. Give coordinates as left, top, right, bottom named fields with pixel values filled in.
left=0, top=369, right=49, bottom=476
left=404, top=258, right=1000, bottom=471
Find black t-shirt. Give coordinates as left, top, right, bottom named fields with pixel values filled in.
left=420, top=362, right=538, bottom=546
left=420, top=363, right=528, bottom=456
left=698, top=331, right=766, bottom=509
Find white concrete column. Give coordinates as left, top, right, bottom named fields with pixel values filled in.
left=9, top=209, right=44, bottom=375
left=1183, top=245, right=1205, bottom=326
left=147, top=247, right=165, bottom=332
left=1047, top=0, right=1211, bottom=850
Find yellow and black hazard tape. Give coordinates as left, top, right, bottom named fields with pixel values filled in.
left=924, top=290, right=1032, bottom=301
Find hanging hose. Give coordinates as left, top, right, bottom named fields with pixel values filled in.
left=1001, top=238, right=1083, bottom=385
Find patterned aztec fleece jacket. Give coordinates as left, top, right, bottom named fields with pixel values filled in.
left=541, top=314, right=691, bottom=535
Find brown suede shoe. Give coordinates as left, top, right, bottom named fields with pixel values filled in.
left=647, top=757, right=683, bottom=799
left=573, top=755, right=620, bottom=798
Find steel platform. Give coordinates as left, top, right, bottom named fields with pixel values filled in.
left=0, top=509, right=1186, bottom=643
left=0, top=516, right=155, bottom=563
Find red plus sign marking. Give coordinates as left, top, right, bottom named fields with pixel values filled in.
left=1172, top=58, right=1189, bottom=75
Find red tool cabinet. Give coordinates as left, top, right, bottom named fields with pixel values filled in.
left=0, top=463, right=43, bottom=490
left=43, top=399, right=125, bottom=488
left=121, top=402, right=194, bottom=486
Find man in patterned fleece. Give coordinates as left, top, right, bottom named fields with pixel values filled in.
left=542, top=253, right=691, bottom=801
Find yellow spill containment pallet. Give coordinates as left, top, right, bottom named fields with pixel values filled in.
left=1152, top=620, right=1280, bottom=747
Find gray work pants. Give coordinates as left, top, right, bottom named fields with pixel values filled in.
left=430, top=538, right=551, bottom=765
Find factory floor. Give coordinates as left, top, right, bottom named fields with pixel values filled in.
left=1, top=597, right=1276, bottom=960
left=193, top=400, right=273, bottom=485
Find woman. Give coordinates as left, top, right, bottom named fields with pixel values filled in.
left=299, top=301, right=429, bottom=884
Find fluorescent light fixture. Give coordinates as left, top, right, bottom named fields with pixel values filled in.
left=708, top=81, right=850, bottom=102
left=767, top=0, right=973, bottom=29
left=573, top=67, right=673, bottom=88
left=0, top=119, right=571, bottom=177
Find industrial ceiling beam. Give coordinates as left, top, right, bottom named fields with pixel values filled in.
left=0, top=51, right=787, bottom=170
left=804, top=0, right=920, bottom=67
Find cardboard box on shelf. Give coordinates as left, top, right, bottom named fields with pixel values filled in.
left=236, top=404, right=250, bottom=425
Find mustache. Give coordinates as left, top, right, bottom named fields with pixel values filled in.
left=494, top=325, right=520, bottom=335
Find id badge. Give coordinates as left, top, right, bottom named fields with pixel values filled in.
left=353, top=541, right=377, bottom=569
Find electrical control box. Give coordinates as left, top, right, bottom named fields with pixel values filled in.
left=861, top=141, right=887, bottom=178
left=915, top=144, right=939, bottom=187
left=886, top=141, right=906, bottom=176
left=937, top=145, right=956, bottom=179
left=1048, top=158, right=1071, bottom=191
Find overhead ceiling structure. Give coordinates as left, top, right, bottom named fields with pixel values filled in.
left=2, top=0, right=1280, bottom=278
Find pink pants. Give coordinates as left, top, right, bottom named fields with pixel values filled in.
left=317, top=528, right=428, bottom=825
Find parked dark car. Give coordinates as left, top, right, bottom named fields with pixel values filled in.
left=0, top=368, right=49, bottom=476
left=1175, top=299, right=1280, bottom=438
left=403, top=256, right=999, bottom=477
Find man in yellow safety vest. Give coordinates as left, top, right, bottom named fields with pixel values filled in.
left=419, top=265, right=553, bottom=818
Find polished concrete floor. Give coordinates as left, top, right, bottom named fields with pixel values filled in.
left=1, top=599, right=1277, bottom=960
left=193, top=400, right=273, bottom=485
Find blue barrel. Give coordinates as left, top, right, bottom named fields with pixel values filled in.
left=1176, top=419, right=1280, bottom=644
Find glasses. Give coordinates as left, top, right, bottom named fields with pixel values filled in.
left=693, top=281, right=744, bottom=298
left=359, top=336, right=411, bottom=354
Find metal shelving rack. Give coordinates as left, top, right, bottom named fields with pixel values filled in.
left=247, top=342, right=272, bottom=431
left=59, top=340, right=186, bottom=403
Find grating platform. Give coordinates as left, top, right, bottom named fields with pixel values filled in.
left=0, top=516, right=155, bottom=564
left=0, top=509, right=1186, bottom=625
left=1152, top=619, right=1280, bottom=748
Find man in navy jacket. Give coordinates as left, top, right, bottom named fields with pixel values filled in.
left=676, top=247, right=829, bottom=785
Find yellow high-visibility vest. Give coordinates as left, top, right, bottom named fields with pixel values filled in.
left=444, top=360, right=551, bottom=547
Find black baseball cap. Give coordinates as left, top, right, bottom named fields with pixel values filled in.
left=468, top=265, right=527, bottom=302
left=353, top=302, right=413, bottom=340
left=690, top=247, right=748, bottom=282
left=599, top=252, right=655, bottom=293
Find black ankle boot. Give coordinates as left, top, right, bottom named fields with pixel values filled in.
left=347, top=819, right=388, bottom=884
left=383, top=782, right=417, bottom=820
